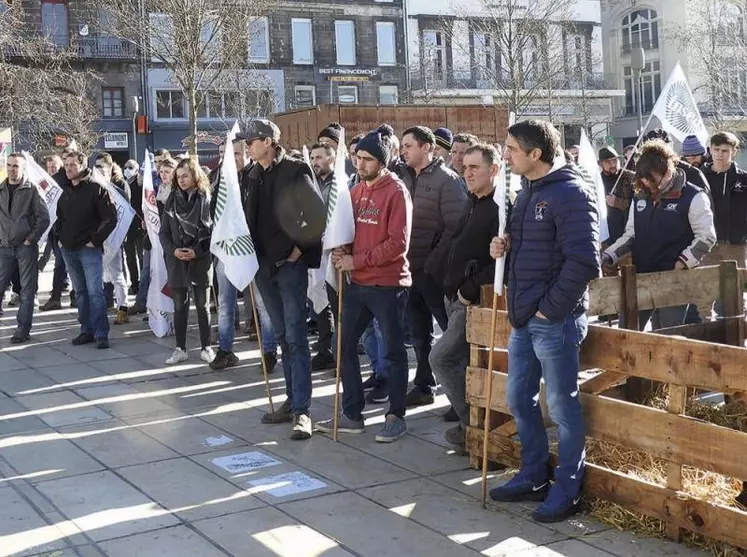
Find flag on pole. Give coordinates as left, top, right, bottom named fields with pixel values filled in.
left=651, top=62, right=709, bottom=145
left=142, top=150, right=173, bottom=338
left=324, top=128, right=355, bottom=291
left=493, top=161, right=508, bottom=295
left=303, top=146, right=329, bottom=313
left=91, top=168, right=136, bottom=267
left=577, top=130, right=610, bottom=244
left=210, top=123, right=258, bottom=291
left=22, top=152, right=63, bottom=246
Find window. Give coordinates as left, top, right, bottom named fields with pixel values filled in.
left=41, top=0, right=68, bottom=47
left=295, top=85, right=316, bottom=108
left=337, top=85, right=358, bottom=104
left=102, top=87, right=124, bottom=119
left=248, top=17, right=269, bottom=63
left=715, top=2, right=744, bottom=45
left=624, top=60, right=661, bottom=114
left=194, top=90, right=272, bottom=119
left=376, top=22, right=396, bottom=66
left=149, top=13, right=174, bottom=62
left=621, top=9, right=659, bottom=53
left=292, top=18, right=313, bottom=64
left=244, top=90, right=274, bottom=117
left=473, top=32, right=494, bottom=86
left=200, top=14, right=220, bottom=63
left=155, top=90, right=185, bottom=119
left=379, top=86, right=398, bottom=105
left=335, top=21, right=356, bottom=66
left=421, top=30, right=445, bottom=86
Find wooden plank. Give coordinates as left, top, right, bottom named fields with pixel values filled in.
left=465, top=426, right=747, bottom=550
left=469, top=345, right=488, bottom=469
left=720, top=261, right=744, bottom=348
left=466, top=367, right=747, bottom=481
left=656, top=321, right=726, bottom=343
left=666, top=384, right=688, bottom=541
left=467, top=309, right=747, bottom=393
left=588, top=266, right=721, bottom=316
left=620, top=265, right=652, bottom=403
left=579, top=371, right=628, bottom=394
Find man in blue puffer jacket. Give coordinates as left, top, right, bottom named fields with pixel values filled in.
left=489, top=120, right=600, bottom=523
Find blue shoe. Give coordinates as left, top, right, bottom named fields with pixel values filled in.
left=489, top=470, right=550, bottom=503
left=532, top=484, right=582, bottom=523
left=375, top=415, right=406, bottom=443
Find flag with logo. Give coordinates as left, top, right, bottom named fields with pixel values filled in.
left=91, top=169, right=136, bottom=267
left=210, top=122, right=258, bottom=291
left=493, top=161, right=508, bottom=295
left=142, top=150, right=173, bottom=338
left=577, top=130, right=610, bottom=244
left=303, top=146, right=329, bottom=313
left=651, top=62, right=709, bottom=145
left=23, top=152, right=63, bottom=246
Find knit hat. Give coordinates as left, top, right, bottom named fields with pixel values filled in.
left=355, top=125, right=393, bottom=167
left=598, top=146, right=619, bottom=161
left=318, top=122, right=343, bottom=144
left=434, top=127, right=453, bottom=151
left=681, top=135, right=706, bottom=156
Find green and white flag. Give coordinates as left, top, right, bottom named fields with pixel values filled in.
left=210, top=122, right=258, bottom=291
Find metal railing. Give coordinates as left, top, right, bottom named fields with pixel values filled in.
left=3, top=34, right=136, bottom=60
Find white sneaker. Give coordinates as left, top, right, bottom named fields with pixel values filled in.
left=166, top=347, right=188, bottom=365
left=201, top=347, right=216, bottom=363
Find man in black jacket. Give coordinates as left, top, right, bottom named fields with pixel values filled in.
left=0, top=154, right=50, bottom=342
left=430, top=144, right=501, bottom=451
left=598, top=147, right=634, bottom=245
left=56, top=151, right=117, bottom=349
left=123, top=159, right=143, bottom=295
left=243, top=119, right=327, bottom=440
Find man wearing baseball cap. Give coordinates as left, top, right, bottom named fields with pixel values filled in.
left=242, top=119, right=327, bottom=440
left=598, top=146, right=635, bottom=245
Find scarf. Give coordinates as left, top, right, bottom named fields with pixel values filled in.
left=172, top=187, right=212, bottom=248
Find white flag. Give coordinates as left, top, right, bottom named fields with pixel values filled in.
left=493, top=161, right=508, bottom=295
left=301, top=145, right=329, bottom=312
left=210, top=123, right=258, bottom=291
left=22, top=152, right=63, bottom=246
left=651, top=62, right=708, bottom=146
left=91, top=168, right=136, bottom=267
left=324, top=128, right=355, bottom=291
left=577, top=130, right=610, bottom=244
left=142, top=150, right=173, bottom=338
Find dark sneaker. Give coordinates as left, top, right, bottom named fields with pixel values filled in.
left=443, top=406, right=460, bottom=422
left=375, top=415, right=407, bottom=443
left=261, top=400, right=292, bottom=424
left=69, top=292, right=76, bottom=307
left=362, top=374, right=378, bottom=391
left=532, top=485, right=582, bottom=523
left=311, top=350, right=335, bottom=371
left=210, top=349, right=239, bottom=370
left=291, top=414, right=313, bottom=440
left=490, top=470, right=550, bottom=503
left=315, top=415, right=365, bottom=434
left=262, top=352, right=277, bottom=374
left=405, top=387, right=434, bottom=408
left=72, top=333, right=95, bottom=346
left=444, top=425, right=466, bottom=453
left=357, top=342, right=366, bottom=355
left=10, top=332, right=30, bottom=344
left=96, top=337, right=110, bottom=349
left=128, top=304, right=147, bottom=316
left=40, top=298, right=62, bottom=312
left=366, top=380, right=389, bottom=404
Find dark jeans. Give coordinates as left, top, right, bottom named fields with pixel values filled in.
left=124, top=232, right=144, bottom=289
left=408, top=270, right=448, bottom=392
left=61, top=246, right=109, bottom=339
left=135, top=249, right=151, bottom=308
left=0, top=245, right=39, bottom=335
left=255, top=260, right=312, bottom=416
left=315, top=302, right=334, bottom=355
left=172, top=286, right=210, bottom=350
left=49, top=231, right=69, bottom=298
left=340, top=282, right=409, bottom=420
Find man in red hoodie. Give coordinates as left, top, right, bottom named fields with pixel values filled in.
left=316, top=126, right=413, bottom=443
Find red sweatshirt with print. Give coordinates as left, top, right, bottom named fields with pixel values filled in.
left=350, top=171, right=413, bottom=287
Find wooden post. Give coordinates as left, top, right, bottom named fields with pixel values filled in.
left=719, top=260, right=743, bottom=349
left=621, top=264, right=649, bottom=402
left=249, top=284, right=274, bottom=415
left=665, top=383, right=687, bottom=541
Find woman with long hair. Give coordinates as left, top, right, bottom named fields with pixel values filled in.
left=159, top=158, right=215, bottom=365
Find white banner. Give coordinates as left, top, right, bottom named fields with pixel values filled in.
left=142, top=150, right=173, bottom=337
left=577, top=130, right=610, bottom=244
left=492, top=161, right=507, bottom=295
left=651, top=62, right=709, bottom=146
left=91, top=169, right=136, bottom=267
left=22, top=152, right=63, bottom=246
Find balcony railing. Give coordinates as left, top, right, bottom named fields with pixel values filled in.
left=621, top=38, right=660, bottom=54
left=3, top=34, right=136, bottom=60
left=412, top=71, right=610, bottom=92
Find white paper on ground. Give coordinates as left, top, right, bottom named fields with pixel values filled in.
left=247, top=471, right=328, bottom=497
left=211, top=451, right=281, bottom=473
left=202, top=435, right=234, bottom=447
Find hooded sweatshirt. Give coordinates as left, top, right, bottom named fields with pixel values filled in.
left=350, top=171, right=413, bottom=287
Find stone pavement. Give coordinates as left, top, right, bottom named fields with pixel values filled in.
left=0, top=279, right=707, bottom=556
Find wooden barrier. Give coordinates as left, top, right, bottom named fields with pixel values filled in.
left=466, top=262, right=747, bottom=549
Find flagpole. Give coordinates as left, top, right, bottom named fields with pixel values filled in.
left=332, top=268, right=344, bottom=442
left=249, top=282, right=274, bottom=414
left=608, top=110, right=655, bottom=198
left=481, top=291, right=501, bottom=508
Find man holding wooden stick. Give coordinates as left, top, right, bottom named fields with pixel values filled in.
left=489, top=120, right=600, bottom=523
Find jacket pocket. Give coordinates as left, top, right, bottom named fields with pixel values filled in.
left=10, top=216, right=32, bottom=245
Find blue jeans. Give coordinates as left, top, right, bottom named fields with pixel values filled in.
left=255, top=260, right=312, bottom=415
left=362, top=319, right=387, bottom=380
left=408, top=271, right=448, bottom=391
left=135, top=249, right=151, bottom=308
left=340, top=282, right=409, bottom=420
left=507, top=314, right=588, bottom=499
left=61, top=246, right=110, bottom=339
left=0, top=245, right=38, bottom=335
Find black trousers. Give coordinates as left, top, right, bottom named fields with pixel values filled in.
left=172, top=286, right=211, bottom=350
left=315, top=286, right=335, bottom=354
left=124, top=233, right=145, bottom=288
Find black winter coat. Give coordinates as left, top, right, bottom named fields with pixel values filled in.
left=55, top=169, right=117, bottom=250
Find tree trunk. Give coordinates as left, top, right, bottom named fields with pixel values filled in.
left=188, top=83, right=198, bottom=158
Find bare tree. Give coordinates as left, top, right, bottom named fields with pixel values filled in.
left=0, top=2, right=102, bottom=151
left=87, top=0, right=274, bottom=155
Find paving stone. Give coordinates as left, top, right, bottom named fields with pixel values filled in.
left=14, top=391, right=111, bottom=428
left=2, top=436, right=104, bottom=483
left=5, top=345, right=78, bottom=369
left=73, top=384, right=176, bottom=419
left=582, top=529, right=709, bottom=556
left=135, top=415, right=246, bottom=456
left=117, top=457, right=265, bottom=522
left=194, top=507, right=355, bottom=557
left=34, top=363, right=118, bottom=391
left=0, top=397, right=50, bottom=436
left=129, top=376, right=235, bottom=414
left=98, top=524, right=229, bottom=557
left=0, top=350, right=28, bottom=371
left=511, top=539, right=616, bottom=556
left=0, top=368, right=64, bottom=397
left=86, top=358, right=174, bottom=384
left=55, top=344, right=129, bottom=364
left=34, top=470, right=179, bottom=542
left=0, top=486, right=71, bottom=557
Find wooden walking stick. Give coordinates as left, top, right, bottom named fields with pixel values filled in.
left=481, top=291, right=501, bottom=508
left=249, top=283, right=274, bottom=414
left=332, top=269, right=345, bottom=442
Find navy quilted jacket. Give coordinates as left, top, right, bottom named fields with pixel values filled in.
left=507, top=164, right=600, bottom=329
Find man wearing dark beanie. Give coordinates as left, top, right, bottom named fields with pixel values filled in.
left=318, top=122, right=343, bottom=150
left=316, top=125, right=414, bottom=442
left=400, top=125, right=466, bottom=407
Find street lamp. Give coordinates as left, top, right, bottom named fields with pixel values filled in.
left=631, top=47, right=646, bottom=136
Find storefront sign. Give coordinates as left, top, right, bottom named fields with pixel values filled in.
left=317, top=67, right=381, bottom=82
left=181, top=131, right=224, bottom=147
left=104, top=132, right=129, bottom=149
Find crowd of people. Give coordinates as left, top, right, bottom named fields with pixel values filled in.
left=2, top=115, right=747, bottom=523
